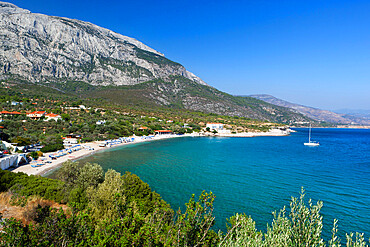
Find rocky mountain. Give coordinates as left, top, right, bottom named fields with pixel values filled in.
left=0, top=2, right=206, bottom=86
left=249, top=94, right=370, bottom=125
left=0, top=2, right=311, bottom=124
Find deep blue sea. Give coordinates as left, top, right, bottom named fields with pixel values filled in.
left=77, top=128, right=370, bottom=239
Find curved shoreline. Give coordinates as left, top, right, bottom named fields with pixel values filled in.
left=11, top=130, right=290, bottom=176
left=11, top=134, right=189, bottom=176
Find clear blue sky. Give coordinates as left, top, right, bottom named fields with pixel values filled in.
left=8, top=0, right=370, bottom=110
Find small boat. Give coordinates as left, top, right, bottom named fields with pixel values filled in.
left=304, top=124, right=319, bottom=146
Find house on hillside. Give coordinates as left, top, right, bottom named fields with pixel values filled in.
left=27, top=111, right=46, bottom=120
left=63, top=105, right=89, bottom=111
left=0, top=111, right=22, bottom=116
left=138, top=126, right=149, bottom=131
left=206, top=123, right=224, bottom=131
left=45, top=113, right=62, bottom=121
left=11, top=101, right=22, bottom=106
left=154, top=130, right=173, bottom=135
left=96, top=120, right=106, bottom=125
left=63, top=134, right=82, bottom=147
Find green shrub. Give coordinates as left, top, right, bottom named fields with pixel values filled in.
left=11, top=136, right=31, bottom=146
left=218, top=188, right=369, bottom=247
left=40, top=143, right=64, bottom=152
left=29, top=151, right=39, bottom=160
left=0, top=169, right=66, bottom=203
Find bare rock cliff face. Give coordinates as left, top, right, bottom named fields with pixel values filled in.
left=0, top=2, right=207, bottom=86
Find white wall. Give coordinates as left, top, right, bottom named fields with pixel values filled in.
left=0, top=154, right=28, bottom=170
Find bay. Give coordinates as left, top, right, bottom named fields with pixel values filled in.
left=76, top=128, right=370, bottom=239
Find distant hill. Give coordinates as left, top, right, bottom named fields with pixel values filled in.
left=249, top=94, right=370, bottom=125
left=334, top=109, right=370, bottom=121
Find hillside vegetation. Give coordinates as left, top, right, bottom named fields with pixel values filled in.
left=0, top=82, right=288, bottom=150
left=84, top=76, right=310, bottom=123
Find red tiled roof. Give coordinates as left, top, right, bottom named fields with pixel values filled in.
left=27, top=111, right=46, bottom=115
left=0, top=126, right=4, bottom=129
left=155, top=130, right=173, bottom=132
left=138, top=126, right=149, bottom=130
left=46, top=113, right=60, bottom=117
left=0, top=110, right=21, bottom=115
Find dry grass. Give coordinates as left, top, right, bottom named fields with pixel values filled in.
left=0, top=192, right=69, bottom=225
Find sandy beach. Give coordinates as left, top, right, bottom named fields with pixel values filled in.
left=207, top=128, right=291, bottom=137
left=11, top=134, right=188, bottom=176
left=11, top=129, right=290, bottom=176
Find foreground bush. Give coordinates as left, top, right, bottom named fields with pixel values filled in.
left=218, top=188, right=369, bottom=247
left=0, top=170, right=65, bottom=203
left=0, top=165, right=368, bottom=246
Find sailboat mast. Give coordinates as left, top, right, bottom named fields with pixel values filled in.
left=309, top=124, right=311, bottom=143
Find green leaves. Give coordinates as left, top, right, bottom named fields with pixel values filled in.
left=1, top=167, right=369, bottom=246
left=289, top=188, right=324, bottom=246
left=87, top=169, right=125, bottom=221
left=167, top=191, right=218, bottom=247
left=219, top=188, right=370, bottom=247
left=11, top=136, right=32, bottom=146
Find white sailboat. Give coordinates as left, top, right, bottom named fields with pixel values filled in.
left=304, top=124, right=319, bottom=146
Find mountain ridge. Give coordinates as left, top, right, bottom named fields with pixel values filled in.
left=249, top=94, right=370, bottom=125
left=0, top=1, right=206, bottom=86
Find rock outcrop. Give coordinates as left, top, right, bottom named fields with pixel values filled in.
left=0, top=2, right=207, bottom=86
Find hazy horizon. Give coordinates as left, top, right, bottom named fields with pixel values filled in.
left=6, top=0, right=370, bottom=110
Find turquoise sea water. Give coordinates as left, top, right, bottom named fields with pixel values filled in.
left=77, top=128, right=370, bottom=239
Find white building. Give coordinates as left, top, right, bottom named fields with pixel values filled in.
left=45, top=113, right=62, bottom=121
left=96, top=120, right=106, bottom=125
left=0, top=154, right=28, bottom=170
left=206, top=123, right=224, bottom=131
left=27, top=111, right=46, bottom=120
left=63, top=134, right=81, bottom=147
left=11, top=101, right=22, bottom=106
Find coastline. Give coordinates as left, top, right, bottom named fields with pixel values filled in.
left=11, top=129, right=290, bottom=176
left=291, top=126, right=370, bottom=129
left=208, top=128, right=291, bottom=137
left=11, top=134, right=191, bottom=177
